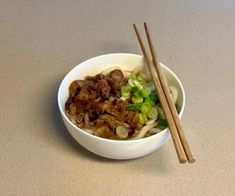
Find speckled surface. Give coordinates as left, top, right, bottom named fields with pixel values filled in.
left=1, top=0, right=235, bottom=195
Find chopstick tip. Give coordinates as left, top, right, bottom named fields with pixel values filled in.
left=188, top=158, right=196, bottom=163
left=179, top=159, right=187, bottom=164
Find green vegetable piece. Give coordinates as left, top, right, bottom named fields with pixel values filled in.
left=121, top=85, right=132, bottom=99
left=144, top=96, right=155, bottom=106
left=149, top=91, right=159, bottom=103
left=140, top=102, right=151, bottom=114
left=127, top=104, right=142, bottom=111
left=128, top=73, right=136, bottom=80
left=133, top=89, right=142, bottom=97
left=158, top=119, right=168, bottom=127
left=138, top=113, right=148, bottom=125
left=131, top=96, right=143, bottom=103
left=128, top=79, right=135, bottom=87
left=141, top=88, right=150, bottom=98
left=136, top=75, right=146, bottom=85
left=147, top=107, right=158, bottom=119
left=131, top=90, right=144, bottom=103
left=133, top=80, right=143, bottom=90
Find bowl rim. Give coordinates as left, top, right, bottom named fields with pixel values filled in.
left=57, top=53, right=185, bottom=144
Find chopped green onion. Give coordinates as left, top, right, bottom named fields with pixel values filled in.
left=144, top=96, right=155, bottom=106
left=128, top=73, right=136, bottom=80
left=138, top=113, right=148, bottom=125
left=147, top=107, right=158, bottom=119
left=128, top=79, right=135, bottom=87
left=140, top=102, right=151, bottom=114
left=136, top=75, right=146, bottom=85
left=141, top=88, right=150, bottom=98
left=131, top=96, right=143, bottom=103
left=127, top=104, right=142, bottom=111
left=158, top=119, right=168, bottom=127
left=132, top=90, right=144, bottom=103
left=121, top=85, right=132, bottom=99
left=149, top=91, right=159, bottom=103
left=133, top=80, right=143, bottom=90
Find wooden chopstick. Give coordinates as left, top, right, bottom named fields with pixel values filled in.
left=143, top=23, right=195, bottom=163
left=133, top=24, right=187, bottom=163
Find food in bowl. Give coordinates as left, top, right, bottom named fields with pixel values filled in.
left=58, top=53, right=185, bottom=159
left=65, top=67, right=179, bottom=140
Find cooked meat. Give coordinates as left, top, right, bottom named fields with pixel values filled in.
left=94, top=73, right=106, bottom=81
left=104, top=99, right=127, bottom=120
left=65, top=101, right=85, bottom=127
left=65, top=97, right=74, bottom=111
left=75, top=85, right=98, bottom=101
left=94, top=124, right=117, bottom=139
left=85, top=73, right=105, bottom=81
left=99, top=114, right=119, bottom=130
left=105, top=69, right=125, bottom=97
left=126, top=111, right=143, bottom=130
left=97, top=79, right=111, bottom=99
left=109, top=69, right=124, bottom=83
left=73, top=100, right=87, bottom=113
left=65, top=69, right=142, bottom=140
left=69, top=80, right=81, bottom=97
left=88, top=110, right=98, bottom=121
left=69, top=80, right=97, bottom=97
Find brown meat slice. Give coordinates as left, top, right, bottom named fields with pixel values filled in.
left=109, top=69, right=124, bottom=83
left=97, top=79, right=111, bottom=99
left=75, top=85, right=98, bottom=101
left=65, top=101, right=86, bottom=128
left=104, top=99, right=127, bottom=120
left=94, top=124, right=117, bottom=139
left=69, top=80, right=82, bottom=97
left=83, top=112, right=95, bottom=128
left=65, top=69, right=144, bottom=140
left=125, top=111, right=143, bottom=130
left=85, top=73, right=105, bottom=81
left=69, top=80, right=97, bottom=97
left=99, top=114, right=119, bottom=131
left=65, top=97, right=74, bottom=111
left=107, top=69, right=125, bottom=96
left=88, top=110, right=99, bottom=121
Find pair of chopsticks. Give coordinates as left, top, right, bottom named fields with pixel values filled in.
left=133, top=23, right=195, bottom=163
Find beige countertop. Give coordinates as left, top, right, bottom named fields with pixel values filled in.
left=1, top=0, right=235, bottom=195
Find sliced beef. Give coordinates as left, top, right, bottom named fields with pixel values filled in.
left=106, top=69, right=125, bottom=96
left=94, top=124, right=117, bottom=139
left=69, top=80, right=97, bottom=97
left=85, top=73, right=105, bottom=81
left=75, top=85, right=98, bottom=101
left=65, top=97, right=74, bottom=111
left=65, top=69, right=142, bottom=139
left=125, top=111, right=143, bottom=130
left=109, top=69, right=124, bottom=83
left=104, top=99, right=127, bottom=121
left=97, top=79, right=111, bottom=99
left=99, top=114, right=119, bottom=131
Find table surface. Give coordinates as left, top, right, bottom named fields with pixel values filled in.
left=1, top=0, right=235, bottom=195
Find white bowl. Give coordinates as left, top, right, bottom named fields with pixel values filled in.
left=58, top=53, right=185, bottom=159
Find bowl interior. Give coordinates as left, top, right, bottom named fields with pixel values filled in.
left=58, top=53, right=185, bottom=140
